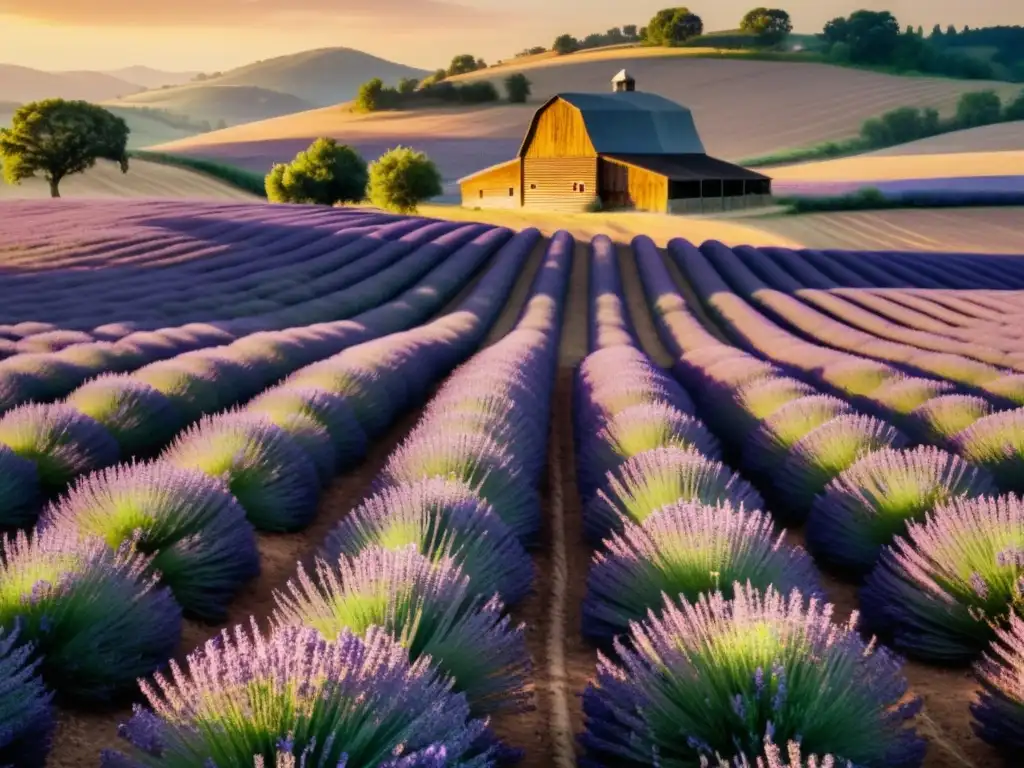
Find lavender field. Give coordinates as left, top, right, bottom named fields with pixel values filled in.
left=1, top=197, right=1024, bottom=768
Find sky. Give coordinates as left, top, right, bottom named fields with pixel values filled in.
left=0, top=0, right=1018, bottom=73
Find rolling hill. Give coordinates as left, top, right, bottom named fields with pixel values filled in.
left=109, top=85, right=316, bottom=126
left=153, top=49, right=1024, bottom=190
left=0, top=64, right=143, bottom=103
left=102, top=65, right=201, bottom=89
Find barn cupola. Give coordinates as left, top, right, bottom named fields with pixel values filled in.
left=611, top=69, right=635, bottom=92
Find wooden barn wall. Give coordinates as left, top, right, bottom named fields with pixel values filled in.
left=523, top=100, right=596, bottom=158
left=598, top=159, right=667, bottom=213
left=460, top=161, right=521, bottom=209
left=523, top=157, right=598, bottom=212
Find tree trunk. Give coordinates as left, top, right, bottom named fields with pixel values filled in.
left=48, top=178, right=61, bottom=198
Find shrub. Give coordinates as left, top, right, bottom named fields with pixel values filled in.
left=581, top=585, right=925, bottom=766
left=287, top=362, right=395, bottom=437
left=163, top=414, right=321, bottom=532
left=272, top=545, right=530, bottom=714
left=741, top=396, right=853, bottom=479
left=322, top=477, right=534, bottom=605
left=0, top=529, right=182, bottom=701
left=806, top=446, right=996, bottom=576
left=131, top=361, right=224, bottom=423
left=377, top=429, right=540, bottom=543
left=0, top=444, right=41, bottom=528
left=860, top=494, right=1024, bottom=663
left=40, top=463, right=260, bottom=620
left=457, top=82, right=499, bottom=104
left=908, top=393, right=992, bottom=445
left=953, top=409, right=1024, bottom=493
left=0, top=404, right=119, bottom=496
left=583, top=501, right=823, bottom=642
left=245, top=386, right=368, bottom=469
left=972, top=610, right=1024, bottom=756
left=265, top=138, right=368, bottom=206
left=586, top=446, right=763, bottom=544
left=818, top=359, right=899, bottom=396
left=1005, top=89, right=1024, bottom=121
left=103, top=626, right=490, bottom=768
left=772, top=414, right=908, bottom=520
left=252, top=410, right=336, bottom=486
left=367, top=146, right=443, bottom=213
left=0, top=626, right=54, bottom=768
left=65, top=374, right=183, bottom=456
left=730, top=376, right=818, bottom=443
left=956, top=90, right=1003, bottom=128
left=552, top=33, right=580, bottom=54
left=505, top=73, right=532, bottom=103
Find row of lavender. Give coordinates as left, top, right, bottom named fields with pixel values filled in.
left=103, top=231, right=574, bottom=766
left=0, top=224, right=520, bottom=531
left=0, top=201, right=417, bottom=332
left=617, top=237, right=1024, bottom=761
left=0, top=228, right=545, bottom=766
left=565, top=239, right=922, bottom=766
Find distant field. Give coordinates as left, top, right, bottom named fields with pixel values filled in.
left=0, top=103, right=203, bottom=149
left=0, top=159, right=258, bottom=201
left=769, top=149, right=1024, bottom=182
left=108, top=84, right=316, bottom=126
left=867, top=121, right=1024, bottom=156
left=153, top=53, right=1022, bottom=188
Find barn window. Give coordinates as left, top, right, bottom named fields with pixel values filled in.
left=508, top=188, right=514, bottom=196
left=530, top=183, right=536, bottom=189
left=579, top=183, right=586, bottom=193
left=479, top=190, right=483, bottom=199
left=572, top=182, right=578, bottom=191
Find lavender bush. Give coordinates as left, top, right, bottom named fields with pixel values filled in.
left=323, top=478, right=534, bottom=605
left=0, top=529, right=182, bottom=700
left=806, top=447, right=996, bottom=576
left=0, top=444, right=41, bottom=529
left=0, top=627, right=54, bottom=768
left=585, top=447, right=763, bottom=544
left=580, top=585, right=924, bottom=767
left=272, top=545, right=530, bottom=714
left=251, top=410, right=337, bottom=486
left=65, top=375, right=183, bottom=456
left=860, top=494, right=1024, bottom=662
left=908, top=394, right=993, bottom=446
left=729, top=376, right=817, bottom=444
left=742, top=396, right=853, bottom=481
left=102, top=624, right=492, bottom=768
left=953, top=409, right=1024, bottom=493
left=163, top=413, right=321, bottom=532
left=583, top=502, right=823, bottom=642
left=972, top=610, right=1024, bottom=755
left=39, top=462, right=260, bottom=620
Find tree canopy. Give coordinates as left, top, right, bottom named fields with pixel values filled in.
left=739, top=7, right=793, bottom=44
left=553, top=34, right=580, bottom=55
left=367, top=146, right=442, bottom=214
left=822, top=10, right=901, bottom=64
left=504, top=73, right=532, bottom=104
left=265, top=138, right=368, bottom=206
left=448, top=54, right=485, bottom=76
left=645, top=7, right=704, bottom=46
left=0, top=99, right=129, bottom=198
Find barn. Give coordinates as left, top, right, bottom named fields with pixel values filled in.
left=458, top=70, right=772, bottom=214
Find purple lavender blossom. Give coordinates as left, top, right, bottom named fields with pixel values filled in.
left=953, top=409, right=1024, bottom=494
left=103, top=624, right=492, bottom=767
left=583, top=501, right=824, bottom=642
left=972, top=610, right=1024, bottom=756
left=806, top=446, right=997, bottom=577
left=908, top=394, right=993, bottom=447
left=0, top=626, right=54, bottom=768
left=323, top=477, right=534, bottom=605
left=581, top=585, right=924, bottom=767
left=741, top=396, right=853, bottom=482
left=39, top=461, right=260, bottom=621
left=0, top=528, right=182, bottom=701
left=273, top=545, right=531, bottom=714
left=860, top=494, right=1024, bottom=663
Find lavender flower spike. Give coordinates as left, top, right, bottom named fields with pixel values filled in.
left=972, top=610, right=1024, bottom=756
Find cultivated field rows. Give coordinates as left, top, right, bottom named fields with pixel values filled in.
left=3, top=203, right=1024, bottom=767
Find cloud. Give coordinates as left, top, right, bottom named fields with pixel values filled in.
left=0, top=0, right=501, bottom=28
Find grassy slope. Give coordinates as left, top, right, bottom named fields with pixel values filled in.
left=108, top=85, right=315, bottom=126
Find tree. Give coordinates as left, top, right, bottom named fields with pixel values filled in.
left=398, top=77, right=419, bottom=95
left=553, top=34, right=580, bottom=55
left=504, top=73, right=532, bottom=104
left=355, top=78, right=385, bottom=112
left=0, top=99, right=129, bottom=198
left=215, top=118, right=228, bottom=130
left=448, top=54, right=480, bottom=76
left=1004, top=89, right=1024, bottom=120
left=740, top=7, right=793, bottom=45
left=956, top=90, right=1003, bottom=128
left=930, top=24, right=943, bottom=40
left=367, top=146, right=442, bottom=214
left=623, top=24, right=638, bottom=38
left=646, top=7, right=704, bottom=46
left=265, top=138, right=368, bottom=206
left=820, top=10, right=901, bottom=64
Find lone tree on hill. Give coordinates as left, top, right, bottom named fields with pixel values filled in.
left=265, top=137, right=368, bottom=206
left=645, top=7, right=704, bottom=46
left=0, top=99, right=129, bottom=198
left=367, top=146, right=442, bottom=214
left=740, top=7, right=793, bottom=45
left=504, top=73, right=532, bottom=103
left=448, top=54, right=483, bottom=76
left=553, top=34, right=581, bottom=55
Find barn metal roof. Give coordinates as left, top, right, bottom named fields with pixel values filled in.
left=603, top=153, right=771, bottom=181
left=518, top=92, right=707, bottom=157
